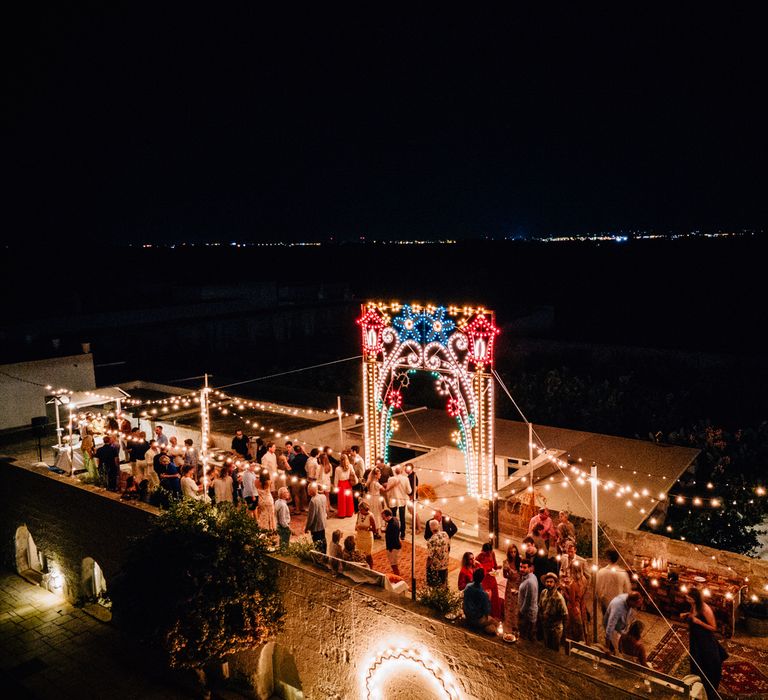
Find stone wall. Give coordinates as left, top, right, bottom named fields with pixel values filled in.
left=0, top=460, right=676, bottom=699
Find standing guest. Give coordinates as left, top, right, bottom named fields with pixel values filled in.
left=275, top=447, right=290, bottom=494
left=365, top=467, right=384, bottom=538
left=682, top=588, right=724, bottom=699
left=231, top=429, right=250, bottom=462
left=284, top=441, right=295, bottom=466
left=290, top=445, right=309, bottom=514
left=144, top=441, right=159, bottom=488
left=531, top=523, right=548, bottom=554
left=261, top=442, right=278, bottom=472
left=128, top=431, right=151, bottom=482
left=563, top=555, right=590, bottom=643
left=213, top=466, right=233, bottom=504
left=458, top=552, right=479, bottom=591
left=81, top=428, right=97, bottom=479
left=424, top=510, right=458, bottom=542
left=255, top=437, right=267, bottom=463
left=404, top=463, right=420, bottom=532
left=334, top=454, right=356, bottom=518
left=256, top=472, right=276, bottom=531
left=518, top=559, right=539, bottom=642
left=463, top=568, right=498, bottom=634
left=476, top=542, right=503, bottom=619
left=539, top=573, right=569, bottom=652
left=274, top=487, right=291, bottom=548
left=96, top=436, right=120, bottom=491
left=153, top=425, right=169, bottom=448
left=426, top=520, right=451, bottom=586
left=605, top=591, right=644, bottom=653
left=528, top=507, right=555, bottom=551
left=305, top=483, right=328, bottom=553
left=354, top=501, right=376, bottom=568
left=158, top=454, right=181, bottom=497
left=384, top=465, right=411, bottom=538
left=596, top=549, right=632, bottom=614
left=305, top=448, right=320, bottom=482
left=180, top=465, right=200, bottom=500
left=502, top=544, right=522, bottom=635
left=382, top=509, right=402, bottom=576
left=341, top=535, right=369, bottom=567
left=559, top=541, right=589, bottom=587
left=377, top=459, right=393, bottom=486
left=555, top=510, right=576, bottom=554
left=350, top=445, right=365, bottom=512
left=183, top=439, right=199, bottom=479
left=317, top=452, right=333, bottom=513
left=241, top=462, right=258, bottom=520
left=323, top=446, right=340, bottom=470
left=168, top=436, right=184, bottom=458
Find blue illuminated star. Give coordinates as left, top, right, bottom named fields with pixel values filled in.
left=392, top=304, right=423, bottom=342
left=423, top=306, right=455, bottom=345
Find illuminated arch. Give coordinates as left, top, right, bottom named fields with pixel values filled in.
left=357, top=302, right=498, bottom=498
left=363, top=646, right=462, bottom=700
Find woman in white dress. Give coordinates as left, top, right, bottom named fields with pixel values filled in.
left=366, top=467, right=384, bottom=539
left=318, top=451, right=333, bottom=513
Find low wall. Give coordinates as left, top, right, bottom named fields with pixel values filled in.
left=0, top=460, right=675, bottom=699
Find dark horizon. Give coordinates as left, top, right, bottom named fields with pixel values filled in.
left=5, top=6, right=766, bottom=245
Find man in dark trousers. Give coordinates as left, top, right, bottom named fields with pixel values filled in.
left=96, top=435, right=120, bottom=491
left=424, top=509, right=458, bottom=542
left=382, top=508, right=402, bottom=576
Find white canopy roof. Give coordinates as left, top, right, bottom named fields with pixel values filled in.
left=60, top=387, right=130, bottom=409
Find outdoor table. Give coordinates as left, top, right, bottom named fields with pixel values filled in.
left=637, top=565, right=742, bottom=637
left=53, top=445, right=84, bottom=474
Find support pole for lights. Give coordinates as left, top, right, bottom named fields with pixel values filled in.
left=336, top=396, right=344, bottom=453
left=591, top=462, right=599, bottom=643
left=68, top=407, right=75, bottom=477
left=411, top=471, right=417, bottom=601
left=201, top=374, right=210, bottom=502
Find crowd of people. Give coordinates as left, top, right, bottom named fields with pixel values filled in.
left=86, top=421, right=724, bottom=695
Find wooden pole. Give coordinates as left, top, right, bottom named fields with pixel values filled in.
left=591, top=462, right=599, bottom=644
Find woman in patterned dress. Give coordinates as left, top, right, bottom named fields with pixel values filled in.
left=502, top=544, right=521, bottom=634
left=366, top=467, right=384, bottom=538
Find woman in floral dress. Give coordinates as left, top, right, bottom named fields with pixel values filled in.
left=256, top=472, right=276, bottom=531
left=502, top=544, right=522, bottom=634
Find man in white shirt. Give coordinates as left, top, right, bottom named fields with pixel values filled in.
left=153, top=425, right=169, bottom=448
left=261, top=442, right=277, bottom=471
left=241, top=462, right=258, bottom=519
left=274, top=486, right=291, bottom=548
left=596, top=549, right=632, bottom=614
left=385, top=465, right=412, bottom=539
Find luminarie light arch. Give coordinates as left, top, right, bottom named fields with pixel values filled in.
left=357, top=301, right=498, bottom=498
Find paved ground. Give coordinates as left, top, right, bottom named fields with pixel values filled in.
left=0, top=572, right=188, bottom=699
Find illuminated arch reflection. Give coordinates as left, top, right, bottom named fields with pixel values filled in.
left=364, top=647, right=462, bottom=700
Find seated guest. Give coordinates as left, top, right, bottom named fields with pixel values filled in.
left=328, top=529, right=344, bottom=560
left=341, top=535, right=370, bottom=567
left=463, top=567, right=498, bottom=634
left=619, top=620, right=651, bottom=667
left=458, top=552, right=479, bottom=591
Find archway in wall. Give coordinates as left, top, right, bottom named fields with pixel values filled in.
left=362, top=646, right=462, bottom=700
left=357, top=302, right=499, bottom=499
left=15, top=525, right=43, bottom=584
left=81, top=557, right=108, bottom=601
left=255, top=642, right=304, bottom=700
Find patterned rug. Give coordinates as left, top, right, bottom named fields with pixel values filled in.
left=648, top=626, right=768, bottom=698
left=371, top=540, right=461, bottom=589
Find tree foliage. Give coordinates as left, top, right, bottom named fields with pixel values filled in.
left=111, top=500, right=285, bottom=669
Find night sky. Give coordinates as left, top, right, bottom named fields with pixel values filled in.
left=6, top=6, right=766, bottom=244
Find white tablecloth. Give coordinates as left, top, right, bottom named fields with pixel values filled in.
left=53, top=446, right=84, bottom=474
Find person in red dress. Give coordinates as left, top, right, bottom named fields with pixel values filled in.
left=476, top=542, right=503, bottom=620
left=333, top=454, right=356, bottom=518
